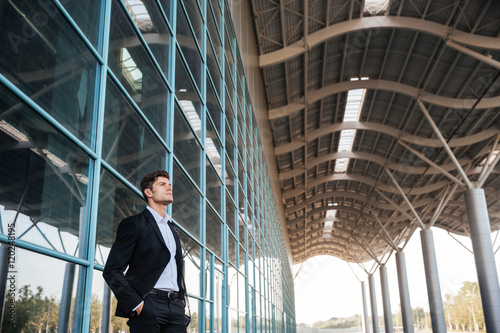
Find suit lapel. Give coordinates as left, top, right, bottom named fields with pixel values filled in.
left=143, top=209, right=167, bottom=248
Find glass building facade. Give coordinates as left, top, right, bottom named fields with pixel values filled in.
left=0, top=0, right=296, bottom=332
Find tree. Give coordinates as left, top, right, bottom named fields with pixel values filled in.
left=444, top=281, right=484, bottom=331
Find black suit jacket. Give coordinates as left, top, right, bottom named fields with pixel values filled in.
left=103, top=208, right=186, bottom=318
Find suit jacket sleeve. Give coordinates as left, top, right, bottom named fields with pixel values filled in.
left=103, top=217, right=143, bottom=314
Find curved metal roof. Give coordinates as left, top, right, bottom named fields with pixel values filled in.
left=249, top=0, right=500, bottom=264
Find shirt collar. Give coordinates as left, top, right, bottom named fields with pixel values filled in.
left=146, top=206, right=172, bottom=224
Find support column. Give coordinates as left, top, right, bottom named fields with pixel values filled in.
left=420, top=228, right=446, bottom=333
left=368, top=275, right=380, bottom=333
left=379, top=265, right=393, bottom=333
left=395, top=251, right=413, bottom=333
left=102, top=283, right=112, bottom=333
left=58, top=262, right=75, bottom=333
left=361, top=281, right=370, bottom=333
left=464, top=188, right=500, bottom=332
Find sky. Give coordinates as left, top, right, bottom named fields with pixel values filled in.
left=292, top=227, right=500, bottom=325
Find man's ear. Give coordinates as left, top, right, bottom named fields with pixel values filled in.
left=144, top=188, right=152, bottom=198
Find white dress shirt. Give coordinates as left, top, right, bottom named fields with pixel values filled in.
left=147, top=206, right=179, bottom=291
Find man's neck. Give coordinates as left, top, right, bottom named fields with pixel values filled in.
left=148, top=202, right=167, bottom=218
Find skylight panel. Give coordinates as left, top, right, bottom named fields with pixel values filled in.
left=334, top=78, right=367, bottom=173
left=364, top=0, right=390, bottom=14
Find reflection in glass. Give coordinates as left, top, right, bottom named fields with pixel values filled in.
left=206, top=157, right=222, bottom=211
left=109, top=0, right=169, bottom=138
left=187, top=297, right=200, bottom=333
left=176, top=1, right=202, bottom=89
left=172, top=163, right=201, bottom=240
left=228, top=232, right=236, bottom=265
left=214, top=268, right=223, bottom=333
left=0, top=85, right=90, bottom=257
left=182, top=0, right=203, bottom=46
left=179, top=230, right=201, bottom=297
left=122, top=0, right=171, bottom=76
left=226, top=157, right=236, bottom=199
left=206, top=121, right=222, bottom=177
left=62, top=0, right=102, bottom=48
left=95, top=169, right=146, bottom=265
left=91, top=269, right=129, bottom=332
left=0, top=0, right=98, bottom=145
left=226, top=194, right=236, bottom=234
left=206, top=80, right=222, bottom=134
left=0, top=247, right=82, bottom=331
left=206, top=205, right=222, bottom=259
left=103, top=78, right=168, bottom=187
left=176, top=51, right=202, bottom=125
left=174, top=103, right=201, bottom=185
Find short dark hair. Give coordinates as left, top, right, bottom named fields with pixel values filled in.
left=140, top=170, right=170, bottom=201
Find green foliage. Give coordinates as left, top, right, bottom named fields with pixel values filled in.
left=444, top=281, right=484, bottom=331
left=312, top=314, right=362, bottom=329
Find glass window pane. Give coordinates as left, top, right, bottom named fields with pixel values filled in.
left=62, top=0, right=102, bottom=48
left=225, top=62, right=235, bottom=106
left=229, top=232, right=236, bottom=266
left=90, top=270, right=129, bottom=332
left=225, top=158, right=235, bottom=200
left=95, top=169, right=146, bottom=265
left=176, top=52, right=202, bottom=124
left=182, top=0, right=203, bottom=46
left=157, top=0, right=172, bottom=23
left=207, top=82, right=222, bottom=134
left=206, top=121, right=222, bottom=176
left=225, top=94, right=234, bottom=134
left=176, top=1, right=202, bottom=89
left=179, top=230, right=201, bottom=297
left=122, top=0, right=171, bottom=77
left=109, top=0, right=169, bottom=137
left=238, top=210, right=246, bottom=250
left=206, top=159, right=222, bottom=213
left=214, top=268, right=223, bottom=333
left=103, top=79, right=168, bottom=186
left=206, top=204, right=222, bottom=259
left=0, top=85, right=90, bottom=257
left=226, top=194, right=236, bottom=234
left=238, top=155, right=244, bottom=189
left=0, top=248, right=83, bottom=331
left=225, top=124, right=235, bottom=167
left=174, top=103, right=201, bottom=185
left=0, top=0, right=98, bottom=145
left=172, top=162, right=201, bottom=241
left=207, top=38, right=222, bottom=98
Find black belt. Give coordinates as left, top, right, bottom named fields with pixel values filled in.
left=148, top=289, right=181, bottom=299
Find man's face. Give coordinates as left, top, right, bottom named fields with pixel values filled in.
left=147, top=176, right=173, bottom=206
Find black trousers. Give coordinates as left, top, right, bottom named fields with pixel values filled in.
left=128, top=294, right=187, bottom=333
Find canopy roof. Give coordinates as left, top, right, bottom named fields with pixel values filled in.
left=249, top=0, right=500, bottom=263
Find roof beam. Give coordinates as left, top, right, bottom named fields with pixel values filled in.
left=274, top=121, right=499, bottom=154
left=260, top=16, right=500, bottom=67
left=268, top=79, right=500, bottom=119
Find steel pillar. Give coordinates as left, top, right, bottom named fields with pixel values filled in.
left=464, top=188, right=500, bottom=332
left=379, top=265, right=393, bottom=333
left=58, top=262, right=75, bottom=333
left=368, top=275, right=380, bottom=333
left=420, top=229, right=446, bottom=333
left=361, top=281, right=370, bottom=333
left=102, top=283, right=111, bottom=333
left=395, top=251, right=413, bottom=333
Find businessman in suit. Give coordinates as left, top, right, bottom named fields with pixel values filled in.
left=103, top=170, right=187, bottom=333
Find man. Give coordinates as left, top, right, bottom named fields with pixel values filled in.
left=103, top=170, right=187, bottom=333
